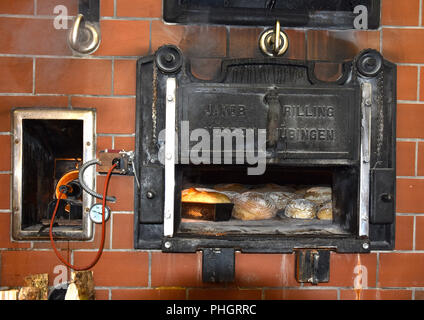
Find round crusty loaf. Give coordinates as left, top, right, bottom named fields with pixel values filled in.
left=284, top=199, right=317, bottom=219
left=268, top=191, right=298, bottom=211
left=304, top=186, right=332, bottom=205
left=317, top=201, right=333, bottom=220
left=232, top=192, right=277, bottom=221
left=182, top=188, right=231, bottom=204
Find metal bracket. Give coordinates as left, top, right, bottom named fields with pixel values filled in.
left=264, top=91, right=281, bottom=148
left=79, top=0, right=100, bottom=23
left=359, top=82, right=372, bottom=237
left=202, top=248, right=235, bottom=283
left=163, top=77, right=177, bottom=237
left=295, top=250, right=331, bottom=285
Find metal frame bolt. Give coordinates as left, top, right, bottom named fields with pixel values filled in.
left=164, top=241, right=171, bottom=249
left=362, top=243, right=370, bottom=250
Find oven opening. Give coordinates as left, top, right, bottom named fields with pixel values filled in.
left=22, top=119, right=84, bottom=232
left=177, top=165, right=358, bottom=238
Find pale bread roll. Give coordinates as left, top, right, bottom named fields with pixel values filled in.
left=317, top=201, right=333, bottom=220
left=284, top=199, right=316, bottom=219
left=232, top=192, right=277, bottom=221
left=268, top=191, right=298, bottom=211
left=304, top=186, right=332, bottom=205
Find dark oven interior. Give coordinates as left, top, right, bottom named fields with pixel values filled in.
left=22, top=119, right=83, bottom=231
left=177, top=165, right=358, bottom=238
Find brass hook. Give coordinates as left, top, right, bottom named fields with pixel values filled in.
left=259, top=20, right=289, bottom=57
left=68, top=14, right=101, bottom=55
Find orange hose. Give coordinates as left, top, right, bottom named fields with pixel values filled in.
left=49, top=163, right=117, bottom=271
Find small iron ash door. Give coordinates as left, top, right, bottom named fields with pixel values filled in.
left=134, top=46, right=396, bottom=258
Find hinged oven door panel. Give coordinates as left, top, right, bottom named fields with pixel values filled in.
left=179, top=85, right=360, bottom=163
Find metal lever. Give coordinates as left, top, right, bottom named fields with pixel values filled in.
left=202, top=248, right=235, bottom=283
left=358, top=82, right=372, bottom=237
left=259, top=20, right=289, bottom=57
left=295, top=250, right=330, bottom=285
left=68, top=13, right=101, bottom=55
left=264, top=92, right=281, bottom=148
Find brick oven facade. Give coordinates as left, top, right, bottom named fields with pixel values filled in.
left=0, top=0, right=424, bottom=300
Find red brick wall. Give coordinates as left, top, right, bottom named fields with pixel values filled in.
left=0, top=0, right=423, bottom=300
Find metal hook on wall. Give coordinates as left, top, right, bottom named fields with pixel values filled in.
left=259, top=20, right=289, bottom=57
left=68, top=0, right=101, bottom=55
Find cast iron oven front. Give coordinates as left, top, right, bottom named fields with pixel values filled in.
left=134, top=45, right=396, bottom=254
left=163, top=0, right=381, bottom=29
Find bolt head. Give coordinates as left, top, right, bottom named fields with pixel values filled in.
left=362, top=243, right=370, bottom=250
left=164, top=241, right=171, bottom=249
left=165, top=53, right=174, bottom=63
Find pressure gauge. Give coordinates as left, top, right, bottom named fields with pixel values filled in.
left=89, top=203, right=111, bottom=224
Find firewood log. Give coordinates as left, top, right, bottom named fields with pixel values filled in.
left=24, top=273, right=48, bottom=300
left=0, top=290, right=19, bottom=300
left=65, top=271, right=95, bottom=300
left=18, top=287, right=42, bottom=300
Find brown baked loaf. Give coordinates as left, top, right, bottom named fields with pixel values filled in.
left=294, top=186, right=311, bottom=197
left=232, top=192, right=277, bottom=221
left=317, top=201, right=333, bottom=220
left=304, top=186, right=332, bottom=205
left=213, top=183, right=248, bottom=193
left=251, top=183, right=296, bottom=193
left=182, top=188, right=231, bottom=204
left=284, top=199, right=317, bottom=219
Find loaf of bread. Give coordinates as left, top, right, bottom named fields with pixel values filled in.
left=304, top=186, right=332, bottom=205
left=217, top=191, right=240, bottom=201
left=284, top=199, right=317, bottom=219
left=294, top=186, right=311, bottom=197
left=268, top=191, right=298, bottom=211
left=213, top=183, right=248, bottom=193
left=232, top=192, right=277, bottom=221
left=182, top=188, right=231, bottom=204
left=250, top=183, right=295, bottom=193
left=317, top=201, right=333, bottom=220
